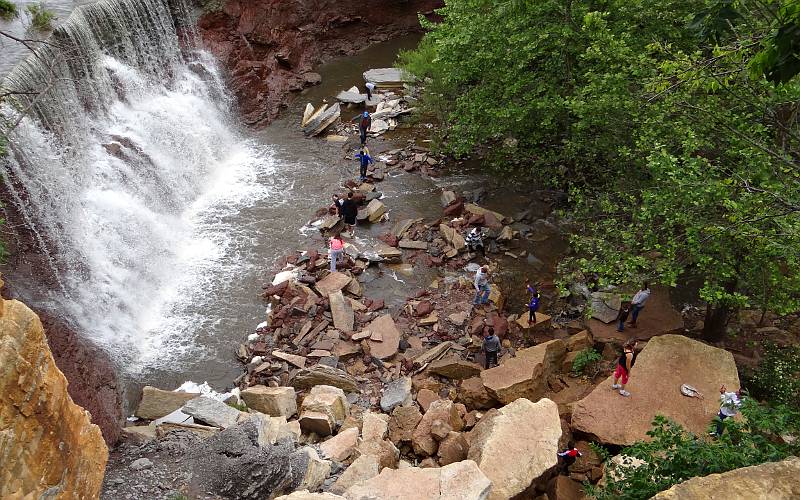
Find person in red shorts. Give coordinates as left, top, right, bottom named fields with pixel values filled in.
left=612, top=338, right=637, bottom=397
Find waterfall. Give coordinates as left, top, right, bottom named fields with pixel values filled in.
left=0, top=0, right=276, bottom=373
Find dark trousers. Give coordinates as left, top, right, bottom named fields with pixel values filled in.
left=485, top=351, right=498, bottom=369
left=561, top=455, right=576, bottom=474
left=360, top=163, right=367, bottom=180
left=715, top=412, right=729, bottom=435
left=617, top=319, right=625, bottom=331
left=366, top=88, right=372, bottom=100
left=529, top=309, right=537, bottom=324
left=359, top=129, right=367, bottom=145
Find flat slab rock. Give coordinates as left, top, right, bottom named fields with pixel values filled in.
left=571, top=334, right=740, bottom=446
left=181, top=397, right=244, bottom=429
left=362, top=67, right=412, bottom=86
left=366, top=314, right=401, bottom=360
left=315, top=272, right=352, bottom=296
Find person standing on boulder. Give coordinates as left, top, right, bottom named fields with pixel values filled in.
left=526, top=279, right=541, bottom=325
left=627, top=282, right=651, bottom=328
left=473, top=265, right=491, bottom=306
left=365, top=81, right=376, bottom=101
left=329, top=232, right=345, bottom=272
left=352, top=111, right=372, bottom=145
left=339, top=192, right=358, bottom=235
left=712, top=385, right=743, bottom=436
left=356, top=147, right=373, bottom=182
left=611, top=338, right=637, bottom=397
left=482, top=327, right=500, bottom=369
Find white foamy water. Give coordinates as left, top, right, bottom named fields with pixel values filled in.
left=0, top=0, right=279, bottom=376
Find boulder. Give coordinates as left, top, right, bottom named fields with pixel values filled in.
left=375, top=243, right=402, bottom=263
left=440, top=190, right=457, bottom=207
left=362, top=68, right=412, bottom=88
left=412, top=341, right=453, bottom=366
left=480, top=339, right=566, bottom=404
left=439, top=224, right=466, bottom=252
left=331, top=454, right=380, bottom=494
left=336, top=91, right=367, bottom=104
left=416, top=388, right=439, bottom=413
left=590, top=292, right=621, bottom=324
left=315, top=272, right=352, bottom=296
left=181, top=397, right=245, bottom=429
left=241, top=386, right=297, bottom=418
left=437, top=431, right=468, bottom=466
left=296, top=447, right=332, bottom=492
left=447, top=311, right=468, bottom=327
left=468, top=398, right=562, bottom=500
left=365, top=199, right=387, bottom=223
left=458, top=377, right=494, bottom=410
left=515, top=311, right=552, bottom=331
left=343, top=460, right=491, bottom=499
left=428, top=357, right=482, bottom=380
left=366, top=314, right=401, bottom=360
left=329, top=291, right=355, bottom=332
left=249, top=413, right=300, bottom=446
left=273, top=350, right=307, bottom=368
left=356, top=436, right=400, bottom=470
left=303, top=102, right=341, bottom=137
left=566, top=330, right=593, bottom=352
left=380, top=377, right=412, bottom=412
left=299, top=385, right=350, bottom=437
left=388, top=405, right=423, bottom=444
left=571, top=334, right=740, bottom=446
left=291, top=365, right=360, bottom=393
left=399, top=239, right=428, bottom=250
left=412, top=399, right=464, bottom=456
left=135, top=386, right=199, bottom=420
left=651, top=457, right=800, bottom=499
left=547, top=475, right=587, bottom=500
left=361, top=412, right=389, bottom=442
left=319, top=427, right=360, bottom=462
left=464, top=203, right=505, bottom=222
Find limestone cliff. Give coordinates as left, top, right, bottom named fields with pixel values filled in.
left=0, top=286, right=108, bottom=499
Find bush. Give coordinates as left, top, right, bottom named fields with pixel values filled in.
left=586, top=400, right=800, bottom=499
left=26, top=2, right=55, bottom=31
left=200, top=0, right=224, bottom=13
left=571, top=347, right=601, bottom=375
left=0, top=0, right=18, bottom=20
left=746, top=341, right=800, bottom=406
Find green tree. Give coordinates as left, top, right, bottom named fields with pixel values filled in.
left=588, top=400, right=800, bottom=499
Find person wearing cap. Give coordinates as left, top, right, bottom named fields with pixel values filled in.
left=351, top=111, right=372, bottom=145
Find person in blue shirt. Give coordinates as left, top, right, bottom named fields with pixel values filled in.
left=356, top=147, right=373, bottom=182
left=526, top=279, right=540, bottom=324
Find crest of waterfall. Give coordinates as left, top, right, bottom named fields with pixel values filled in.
left=0, top=0, right=276, bottom=372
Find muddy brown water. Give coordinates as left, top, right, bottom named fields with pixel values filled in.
left=115, top=34, right=566, bottom=412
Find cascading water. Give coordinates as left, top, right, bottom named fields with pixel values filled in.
left=0, top=0, right=279, bottom=376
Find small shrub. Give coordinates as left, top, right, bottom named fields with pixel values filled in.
left=200, top=0, right=224, bottom=13
left=571, top=347, right=601, bottom=375
left=0, top=0, right=18, bottom=20
left=26, top=2, right=55, bottom=31
left=746, top=341, right=800, bottom=406
left=227, top=400, right=247, bottom=412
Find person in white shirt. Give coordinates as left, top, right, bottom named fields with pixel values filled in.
left=628, top=282, right=651, bottom=328
left=713, top=385, right=743, bottom=436
left=473, top=266, right=491, bottom=305
left=365, top=81, right=375, bottom=100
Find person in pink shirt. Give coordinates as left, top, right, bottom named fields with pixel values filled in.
left=329, top=233, right=345, bottom=272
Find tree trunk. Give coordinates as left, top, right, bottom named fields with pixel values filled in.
left=702, top=303, right=730, bottom=342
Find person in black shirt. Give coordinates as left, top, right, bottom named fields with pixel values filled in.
left=340, top=192, right=358, bottom=235
left=482, top=327, right=500, bottom=369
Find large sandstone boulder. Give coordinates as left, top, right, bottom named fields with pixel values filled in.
left=300, top=385, right=350, bottom=436
left=330, top=454, right=380, bottom=494
left=458, top=377, right=494, bottom=410
left=571, top=334, right=740, bottom=445
left=652, top=457, right=800, bottom=499
left=366, top=314, right=401, bottom=360
left=343, top=460, right=491, bottom=499
left=388, top=404, right=423, bottom=445
left=241, top=385, right=297, bottom=417
left=1, top=296, right=108, bottom=499
left=135, top=386, right=199, bottom=419
left=411, top=399, right=464, bottom=456
left=329, top=290, right=355, bottom=333
left=480, top=339, right=566, bottom=404
left=468, top=398, right=562, bottom=500
left=428, top=357, right=482, bottom=380
left=319, top=427, right=359, bottom=462
left=291, top=365, right=359, bottom=393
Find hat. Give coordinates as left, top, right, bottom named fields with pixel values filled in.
left=363, top=111, right=369, bottom=117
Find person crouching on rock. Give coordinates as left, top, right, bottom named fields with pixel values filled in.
left=365, top=81, right=375, bottom=100
left=557, top=442, right=583, bottom=474
left=526, top=279, right=540, bottom=325
left=329, top=232, right=345, bottom=272
left=482, top=327, right=500, bottom=369
left=465, top=226, right=485, bottom=255
left=712, top=385, right=743, bottom=436
left=611, top=338, right=637, bottom=397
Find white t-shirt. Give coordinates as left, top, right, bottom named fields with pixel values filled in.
left=365, top=82, right=375, bottom=91
left=719, top=392, right=742, bottom=417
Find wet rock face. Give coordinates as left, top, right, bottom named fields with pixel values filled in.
left=197, top=0, right=443, bottom=126
left=1, top=294, right=108, bottom=499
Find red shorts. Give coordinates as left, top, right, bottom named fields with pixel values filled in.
left=614, top=364, right=629, bottom=385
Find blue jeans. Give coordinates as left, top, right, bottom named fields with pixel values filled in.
left=617, top=319, right=625, bottom=332
left=474, top=284, right=490, bottom=305
left=631, top=304, right=644, bottom=323
left=330, top=249, right=343, bottom=271
left=715, top=412, right=729, bottom=435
